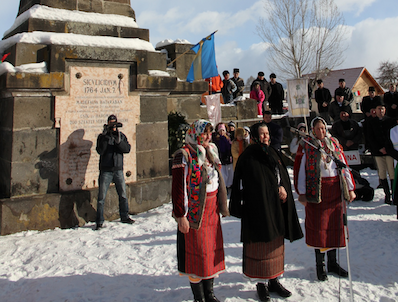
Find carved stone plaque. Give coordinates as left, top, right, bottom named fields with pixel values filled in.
left=55, top=66, right=139, bottom=191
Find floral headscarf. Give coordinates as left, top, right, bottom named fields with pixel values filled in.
left=310, top=116, right=335, bottom=152
left=185, top=119, right=219, bottom=167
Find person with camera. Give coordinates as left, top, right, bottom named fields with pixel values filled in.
left=95, top=114, right=134, bottom=230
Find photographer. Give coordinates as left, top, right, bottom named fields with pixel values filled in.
left=95, top=114, right=134, bottom=230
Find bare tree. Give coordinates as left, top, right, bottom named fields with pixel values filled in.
left=256, top=0, right=346, bottom=81
left=376, top=60, right=398, bottom=88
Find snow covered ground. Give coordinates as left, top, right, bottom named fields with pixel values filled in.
left=0, top=168, right=397, bottom=302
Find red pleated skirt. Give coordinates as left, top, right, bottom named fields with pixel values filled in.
left=177, top=190, right=225, bottom=278
left=305, top=176, right=346, bottom=248
left=243, top=236, right=284, bottom=280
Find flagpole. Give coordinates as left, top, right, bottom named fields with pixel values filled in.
left=167, top=30, right=218, bottom=67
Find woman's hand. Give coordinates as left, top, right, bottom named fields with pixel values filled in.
left=279, top=186, right=287, bottom=203
left=298, top=194, right=308, bottom=207
left=348, top=190, right=356, bottom=202
left=177, top=217, right=190, bottom=234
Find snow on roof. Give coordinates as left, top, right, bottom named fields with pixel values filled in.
left=3, top=5, right=139, bottom=38
left=155, top=38, right=191, bottom=49
left=0, top=31, right=156, bottom=56
left=0, top=61, right=47, bottom=76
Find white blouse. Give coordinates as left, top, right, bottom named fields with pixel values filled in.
left=297, top=150, right=355, bottom=195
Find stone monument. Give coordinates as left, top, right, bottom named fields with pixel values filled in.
left=0, top=0, right=209, bottom=234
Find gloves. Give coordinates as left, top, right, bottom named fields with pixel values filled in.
left=102, top=124, right=108, bottom=135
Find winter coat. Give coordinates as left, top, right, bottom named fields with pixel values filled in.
left=315, top=87, right=332, bottom=113
left=230, top=144, right=303, bottom=244
left=250, top=89, right=265, bottom=103
left=96, top=131, right=130, bottom=171
left=329, top=100, right=352, bottom=121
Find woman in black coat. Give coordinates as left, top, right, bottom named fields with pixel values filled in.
left=230, top=122, right=303, bottom=301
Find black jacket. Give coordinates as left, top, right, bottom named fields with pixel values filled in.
left=334, top=86, right=354, bottom=103
left=265, top=121, right=283, bottom=151
left=361, top=95, right=381, bottom=116
left=315, top=87, right=332, bottom=113
left=384, top=91, right=398, bottom=118
left=329, top=100, right=352, bottom=121
left=96, top=131, right=131, bottom=171
left=230, top=144, right=303, bottom=244
left=268, top=82, right=284, bottom=112
left=368, top=116, right=398, bottom=157
left=331, top=119, right=362, bottom=151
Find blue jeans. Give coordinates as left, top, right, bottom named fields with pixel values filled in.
left=96, top=170, right=129, bottom=225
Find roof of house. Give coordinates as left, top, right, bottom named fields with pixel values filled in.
left=303, top=67, right=384, bottom=96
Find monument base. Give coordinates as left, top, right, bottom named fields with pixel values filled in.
left=0, top=177, right=171, bottom=235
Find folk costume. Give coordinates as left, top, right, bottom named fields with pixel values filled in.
left=293, top=117, right=355, bottom=281
left=171, top=120, right=229, bottom=302
left=230, top=122, right=303, bottom=300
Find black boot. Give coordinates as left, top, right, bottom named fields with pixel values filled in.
left=327, top=249, right=348, bottom=277
left=268, top=278, right=292, bottom=297
left=381, top=179, right=391, bottom=204
left=202, top=278, right=220, bottom=302
left=391, top=180, right=396, bottom=205
left=315, top=249, right=328, bottom=281
left=256, top=283, right=270, bottom=302
left=190, top=281, right=206, bottom=302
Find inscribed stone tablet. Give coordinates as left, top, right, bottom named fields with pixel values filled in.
left=55, top=66, right=139, bottom=191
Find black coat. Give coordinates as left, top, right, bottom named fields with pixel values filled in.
left=230, top=144, right=303, bottom=244
left=384, top=92, right=398, bottom=118
left=315, top=87, right=332, bottom=113
left=329, top=100, right=352, bottom=121
left=96, top=131, right=131, bottom=171
left=368, top=116, right=398, bottom=158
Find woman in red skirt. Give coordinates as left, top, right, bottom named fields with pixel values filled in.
left=294, top=117, right=356, bottom=281
left=172, top=120, right=229, bottom=302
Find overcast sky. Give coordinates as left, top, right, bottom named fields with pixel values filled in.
left=0, top=0, right=397, bottom=85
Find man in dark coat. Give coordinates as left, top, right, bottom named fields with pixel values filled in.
left=95, top=114, right=134, bottom=230
left=262, top=110, right=283, bottom=152
left=334, top=78, right=354, bottom=104
left=268, top=73, right=284, bottom=114
left=368, top=99, right=398, bottom=204
left=331, top=110, right=362, bottom=151
left=361, top=86, right=381, bottom=118
left=230, top=122, right=303, bottom=301
left=315, top=79, right=332, bottom=124
left=232, top=68, right=245, bottom=99
left=221, top=70, right=237, bottom=104
left=384, top=84, right=398, bottom=118
left=251, top=71, right=272, bottom=111
left=329, top=91, right=352, bottom=122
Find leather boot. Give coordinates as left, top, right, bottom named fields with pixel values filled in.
left=202, top=278, right=220, bottom=302
left=315, top=249, right=328, bottom=281
left=256, top=282, right=270, bottom=302
left=268, top=278, right=292, bottom=297
left=190, top=281, right=206, bottom=302
left=391, top=180, right=396, bottom=205
left=327, top=249, right=348, bottom=277
left=381, top=179, right=391, bottom=204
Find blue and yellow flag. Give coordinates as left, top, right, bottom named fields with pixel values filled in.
left=186, top=32, right=218, bottom=83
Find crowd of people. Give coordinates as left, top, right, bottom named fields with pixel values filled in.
left=168, top=69, right=398, bottom=301
left=170, top=110, right=362, bottom=301
left=207, top=69, right=285, bottom=116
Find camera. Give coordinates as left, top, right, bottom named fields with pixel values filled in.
left=106, top=122, right=123, bottom=129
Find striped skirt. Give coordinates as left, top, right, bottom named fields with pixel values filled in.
left=243, top=235, right=284, bottom=280
left=305, top=176, right=346, bottom=248
left=177, top=190, right=225, bottom=278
